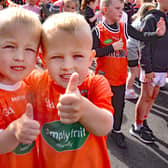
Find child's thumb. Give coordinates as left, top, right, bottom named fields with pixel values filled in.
left=25, top=103, right=33, bottom=120
left=66, top=72, right=79, bottom=94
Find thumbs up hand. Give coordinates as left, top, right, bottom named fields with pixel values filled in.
left=14, top=103, right=40, bottom=144
left=112, top=39, right=124, bottom=51
left=57, top=72, right=83, bottom=124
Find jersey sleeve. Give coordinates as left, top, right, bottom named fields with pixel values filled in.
left=92, top=27, right=114, bottom=57
left=140, top=15, right=157, bottom=73
left=89, top=75, right=114, bottom=115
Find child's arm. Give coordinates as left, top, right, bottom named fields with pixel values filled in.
left=57, top=73, right=113, bottom=136
left=127, top=17, right=166, bottom=41
left=88, top=11, right=101, bottom=23
left=92, top=28, right=123, bottom=57
left=0, top=124, right=19, bottom=154
left=0, top=104, right=40, bottom=154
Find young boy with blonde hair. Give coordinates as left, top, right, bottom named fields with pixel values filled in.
left=26, top=12, right=114, bottom=168
left=0, top=7, right=41, bottom=168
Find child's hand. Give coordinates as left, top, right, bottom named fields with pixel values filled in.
left=156, top=17, right=166, bottom=37
left=144, top=72, right=155, bottom=83
left=95, top=11, right=101, bottom=17
left=14, top=103, right=40, bottom=144
left=57, top=72, right=83, bottom=124
left=112, top=39, right=124, bottom=51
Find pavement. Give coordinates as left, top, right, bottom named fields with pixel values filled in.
left=107, top=81, right=168, bottom=168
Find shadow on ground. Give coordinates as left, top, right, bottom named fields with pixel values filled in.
left=107, top=132, right=168, bottom=168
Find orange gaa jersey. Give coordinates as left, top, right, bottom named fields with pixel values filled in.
left=26, top=70, right=114, bottom=168
left=95, top=21, right=128, bottom=86
left=0, top=81, right=38, bottom=168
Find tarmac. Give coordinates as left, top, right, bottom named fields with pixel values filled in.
left=107, top=81, right=168, bottom=168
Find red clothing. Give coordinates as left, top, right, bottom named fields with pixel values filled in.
left=27, top=70, right=114, bottom=168
left=0, top=81, right=38, bottom=168
left=95, top=22, right=128, bottom=86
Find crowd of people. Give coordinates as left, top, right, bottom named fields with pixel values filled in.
left=0, top=0, right=167, bottom=167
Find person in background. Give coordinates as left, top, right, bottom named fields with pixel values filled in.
left=124, top=0, right=136, bottom=23
left=39, top=0, right=60, bottom=23
left=125, top=2, right=155, bottom=99
left=22, top=0, right=41, bottom=15
left=81, top=0, right=101, bottom=28
left=0, top=0, right=7, bottom=9
left=121, top=10, right=128, bottom=23
left=129, top=0, right=168, bottom=144
left=92, top=0, right=166, bottom=148
left=11, top=0, right=25, bottom=5
left=54, top=0, right=79, bottom=12
left=62, top=0, right=79, bottom=12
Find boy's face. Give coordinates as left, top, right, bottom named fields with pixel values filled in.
left=63, top=1, right=78, bottom=12
left=90, top=0, right=99, bottom=9
left=0, top=23, right=39, bottom=85
left=104, top=0, right=124, bottom=24
left=44, top=30, right=93, bottom=88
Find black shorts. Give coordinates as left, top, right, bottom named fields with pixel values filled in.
left=128, top=59, right=138, bottom=67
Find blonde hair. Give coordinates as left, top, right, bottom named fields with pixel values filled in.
left=137, top=3, right=155, bottom=19
left=63, top=0, right=80, bottom=9
left=42, top=12, right=92, bottom=54
left=100, top=0, right=123, bottom=13
left=0, top=7, right=41, bottom=36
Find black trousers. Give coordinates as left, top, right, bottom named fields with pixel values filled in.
left=111, top=84, right=126, bottom=131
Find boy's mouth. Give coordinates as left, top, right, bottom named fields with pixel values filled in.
left=60, top=74, right=72, bottom=81
left=11, top=66, right=25, bottom=71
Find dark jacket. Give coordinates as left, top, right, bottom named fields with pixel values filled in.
left=140, top=9, right=168, bottom=73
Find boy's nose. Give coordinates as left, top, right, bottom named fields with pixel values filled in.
left=13, top=49, right=24, bottom=62
left=62, top=56, right=73, bottom=70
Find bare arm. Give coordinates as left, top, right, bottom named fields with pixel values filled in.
left=0, top=123, right=19, bottom=154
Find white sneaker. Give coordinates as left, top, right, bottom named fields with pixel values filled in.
left=125, top=89, right=138, bottom=99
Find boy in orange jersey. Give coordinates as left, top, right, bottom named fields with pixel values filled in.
left=92, top=0, right=165, bottom=149
left=26, top=12, right=114, bottom=168
left=0, top=7, right=41, bottom=168
left=93, top=0, right=128, bottom=149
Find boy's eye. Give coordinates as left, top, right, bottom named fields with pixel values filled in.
left=50, top=56, right=64, bottom=59
left=25, top=48, right=36, bottom=53
left=3, top=45, right=15, bottom=49
left=73, top=55, right=84, bottom=58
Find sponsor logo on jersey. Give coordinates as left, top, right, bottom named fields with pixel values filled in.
left=13, top=141, right=35, bottom=155
left=41, top=121, right=89, bottom=152
left=104, top=39, right=113, bottom=44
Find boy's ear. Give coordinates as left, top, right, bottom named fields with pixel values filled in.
left=102, top=7, right=107, bottom=14
left=89, top=49, right=96, bottom=66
